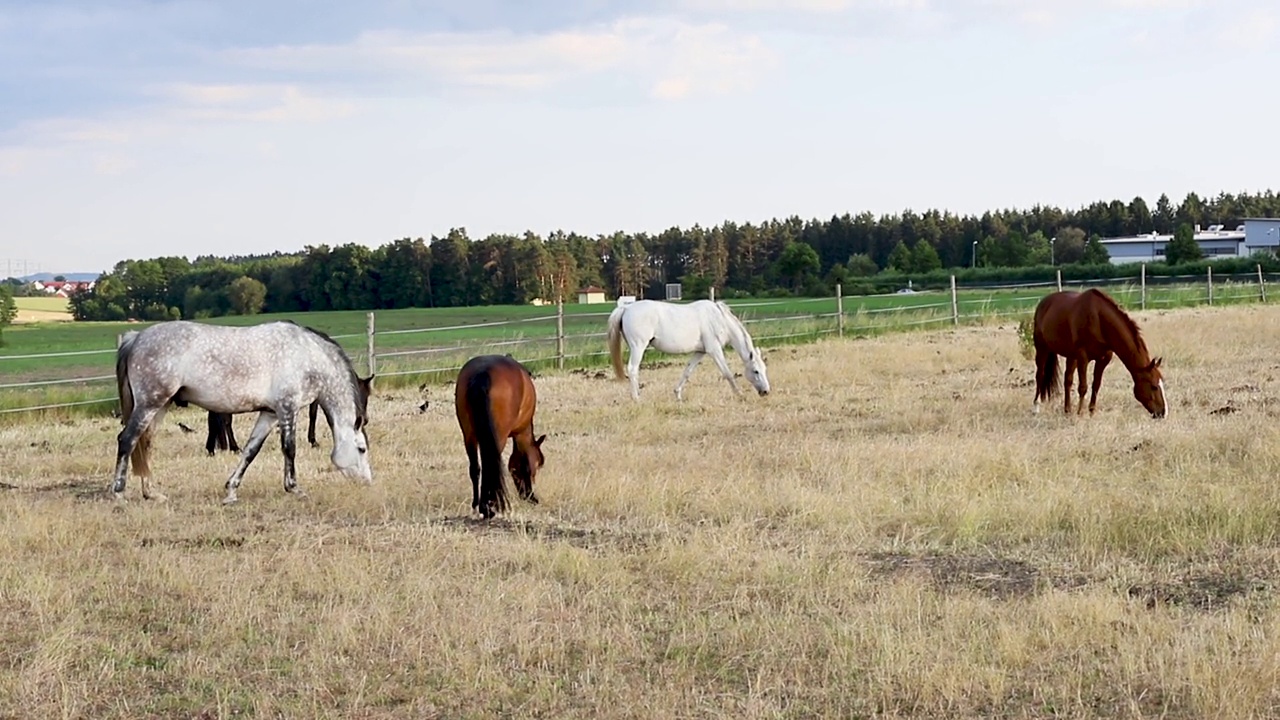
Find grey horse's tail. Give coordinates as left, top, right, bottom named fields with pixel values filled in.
left=607, top=305, right=627, bottom=380
left=115, top=331, right=154, bottom=477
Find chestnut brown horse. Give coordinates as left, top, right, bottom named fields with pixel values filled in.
left=1033, top=288, right=1166, bottom=418
left=455, top=354, right=546, bottom=518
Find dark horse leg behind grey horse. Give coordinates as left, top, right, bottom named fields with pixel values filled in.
left=205, top=400, right=323, bottom=454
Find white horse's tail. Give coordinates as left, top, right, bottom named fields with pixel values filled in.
left=607, top=305, right=628, bottom=380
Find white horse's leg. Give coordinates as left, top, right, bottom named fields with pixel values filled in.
left=626, top=338, right=647, bottom=401
left=674, top=353, right=705, bottom=401
left=705, top=344, right=741, bottom=395
left=222, top=411, right=279, bottom=505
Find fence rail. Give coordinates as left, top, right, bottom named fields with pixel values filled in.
left=1, top=265, right=1274, bottom=416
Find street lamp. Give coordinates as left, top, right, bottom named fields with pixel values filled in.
left=971, top=240, right=978, bottom=268
left=1050, top=236, right=1056, bottom=266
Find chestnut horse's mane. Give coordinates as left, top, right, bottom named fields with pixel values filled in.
left=1085, top=288, right=1145, bottom=350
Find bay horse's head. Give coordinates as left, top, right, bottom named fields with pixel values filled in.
left=508, top=433, right=546, bottom=504
left=1132, top=357, right=1166, bottom=418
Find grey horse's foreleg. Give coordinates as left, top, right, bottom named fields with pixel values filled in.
left=673, top=353, right=705, bottom=401
left=279, top=408, right=303, bottom=496
left=222, top=411, right=278, bottom=505
left=705, top=343, right=741, bottom=395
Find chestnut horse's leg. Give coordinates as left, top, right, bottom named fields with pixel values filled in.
left=1088, top=352, right=1112, bottom=415
left=1075, top=357, right=1089, bottom=415
left=1062, top=357, right=1077, bottom=415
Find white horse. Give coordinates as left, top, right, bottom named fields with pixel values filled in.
left=607, top=299, right=771, bottom=401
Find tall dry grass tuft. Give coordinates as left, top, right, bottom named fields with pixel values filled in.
left=3, top=304, right=1280, bottom=717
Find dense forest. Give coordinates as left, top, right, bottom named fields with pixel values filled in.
left=50, top=189, right=1280, bottom=322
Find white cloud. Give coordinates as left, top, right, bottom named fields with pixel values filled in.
left=224, top=17, right=777, bottom=101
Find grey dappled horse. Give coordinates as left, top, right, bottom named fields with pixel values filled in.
left=113, top=321, right=373, bottom=503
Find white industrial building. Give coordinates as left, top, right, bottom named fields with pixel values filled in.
left=1100, top=218, right=1280, bottom=264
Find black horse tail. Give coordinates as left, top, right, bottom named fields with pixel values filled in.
left=1036, top=348, right=1060, bottom=402
left=466, top=370, right=509, bottom=516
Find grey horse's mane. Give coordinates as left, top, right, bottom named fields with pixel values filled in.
left=285, top=321, right=366, bottom=416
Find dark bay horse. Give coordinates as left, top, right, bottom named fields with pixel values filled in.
left=203, top=390, right=368, bottom=455
left=114, top=321, right=373, bottom=503
left=454, top=354, right=546, bottom=519
left=1032, top=289, right=1166, bottom=418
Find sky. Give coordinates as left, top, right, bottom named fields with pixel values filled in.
left=1, top=0, right=1278, bottom=276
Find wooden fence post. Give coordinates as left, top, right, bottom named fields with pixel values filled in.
left=556, top=297, right=565, bottom=370
left=950, top=275, right=959, bottom=325
left=836, top=283, right=844, bottom=338
left=1207, top=266, right=1214, bottom=306
left=1259, top=263, right=1267, bottom=303
left=709, top=286, right=715, bottom=302
left=366, top=312, right=376, bottom=376
left=1140, top=264, right=1147, bottom=310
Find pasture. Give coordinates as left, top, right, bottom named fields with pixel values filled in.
left=3, top=303, right=1280, bottom=718
left=10, top=296, right=73, bottom=324
left=0, top=278, right=1264, bottom=417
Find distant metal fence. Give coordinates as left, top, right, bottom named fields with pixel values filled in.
left=0, top=265, right=1273, bottom=417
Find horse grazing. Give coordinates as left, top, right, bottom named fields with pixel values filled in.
left=203, top=389, right=368, bottom=455
left=1032, top=289, right=1166, bottom=418
left=454, top=354, right=546, bottom=519
left=607, top=299, right=771, bottom=401
left=113, top=320, right=373, bottom=503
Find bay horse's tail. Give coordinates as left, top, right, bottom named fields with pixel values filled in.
left=466, top=370, right=510, bottom=515
left=115, top=332, right=154, bottom=477
left=607, top=305, right=627, bottom=380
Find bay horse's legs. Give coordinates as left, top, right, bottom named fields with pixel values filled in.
left=307, top=401, right=320, bottom=448
left=465, top=441, right=481, bottom=512
left=674, top=353, right=705, bottom=401
left=1075, top=357, right=1089, bottom=415
left=222, top=411, right=279, bottom=505
left=625, top=337, right=648, bottom=401
left=1088, top=352, right=1112, bottom=415
left=1062, top=357, right=1077, bottom=415
left=704, top=342, right=742, bottom=397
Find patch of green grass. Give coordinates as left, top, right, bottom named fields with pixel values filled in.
left=14, top=296, right=71, bottom=313
left=0, top=281, right=1268, bottom=418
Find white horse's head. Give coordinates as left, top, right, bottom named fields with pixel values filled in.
left=744, top=347, right=770, bottom=396
left=331, top=424, right=372, bottom=482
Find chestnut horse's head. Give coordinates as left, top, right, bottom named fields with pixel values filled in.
left=1132, top=357, right=1166, bottom=418
left=508, top=433, right=546, bottom=503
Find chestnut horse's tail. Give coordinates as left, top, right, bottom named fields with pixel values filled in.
left=607, top=305, right=627, bottom=380
left=1035, top=347, right=1060, bottom=401
left=115, top=332, right=154, bottom=477
left=466, top=370, right=510, bottom=516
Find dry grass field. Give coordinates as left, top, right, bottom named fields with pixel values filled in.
left=11, top=296, right=73, bottom=324
left=3, top=303, right=1280, bottom=718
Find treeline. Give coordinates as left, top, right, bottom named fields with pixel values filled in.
left=67, top=190, right=1280, bottom=321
